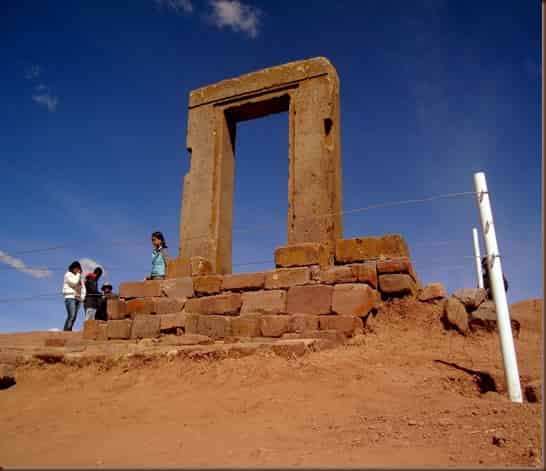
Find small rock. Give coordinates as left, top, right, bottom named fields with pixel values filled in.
left=524, top=380, right=542, bottom=403
left=492, top=435, right=506, bottom=447
left=408, top=420, right=417, bottom=426
left=0, top=364, right=16, bottom=390
left=453, top=288, right=487, bottom=311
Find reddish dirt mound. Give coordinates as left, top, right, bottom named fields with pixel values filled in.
left=0, top=298, right=542, bottom=468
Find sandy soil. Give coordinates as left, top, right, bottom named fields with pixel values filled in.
left=0, top=298, right=542, bottom=468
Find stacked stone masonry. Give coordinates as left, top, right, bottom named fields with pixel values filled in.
left=85, top=235, right=425, bottom=342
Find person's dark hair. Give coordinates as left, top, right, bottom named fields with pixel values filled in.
left=94, top=267, right=103, bottom=277
left=101, top=283, right=112, bottom=291
left=68, top=261, right=82, bottom=273
left=151, top=231, right=167, bottom=248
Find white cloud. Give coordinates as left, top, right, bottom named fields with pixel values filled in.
left=25, top=65, right=41, bottom=80
left=156, top=0, right=193, bottom=13
left=209, top=0, right=262, bottom=38
left=80, top=258, right=107, bottom=279
left=0, top=250, right=52, bottom=279
left=32, top=93, right=59, bottom=112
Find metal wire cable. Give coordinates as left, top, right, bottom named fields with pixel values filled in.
left=6, top=190, right=479, bottom=256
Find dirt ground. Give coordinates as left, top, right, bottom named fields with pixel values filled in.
left=0, top=297, right=542, bottom=468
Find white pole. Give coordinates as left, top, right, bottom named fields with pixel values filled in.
left=472, top=228, right=484, bottom=289
left=473, top=172, right=522, bottom=403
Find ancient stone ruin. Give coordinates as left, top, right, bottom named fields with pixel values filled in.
left=83, top=57, right=426, bottom=344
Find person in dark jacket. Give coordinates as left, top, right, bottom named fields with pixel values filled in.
left=481, top=257, right=508, bottom=299
left=96, top=283, right=116, bottom=321
left=84, top=267, right=103, bottom=321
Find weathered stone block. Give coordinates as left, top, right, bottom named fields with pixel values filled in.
left=260, top=315, right=291, bottom=337
left=161, top=277, right=194, bottom=299
left=222, top=272, right=265, bottom=291
left=185, top=313, right=200, bottom=334
left=350, top=262, right=378, bottom=288
left=159, top=312, right=187, bottom=332
left=241, top=290, right=286, bottom=315
left=318, top=315, right=363, bottom=336
left=318, top=266, right=355, bottom=284
left=418, top=282, right=447, bottom=302
left=377, top=257, right=416, bottom=280
left=265, top=267, right=311, bottom=289
left=107, top=319, right=133, bottom=340
left=119, top=281, right=162, bottom=298
left=198, top=315, right=232, bottom=339
left=107, top=298, right=127, bottom=320
left=167, top=256, right=212, bottom=278
left=194, top=275, right=223, bottom=295
left=332, top=283, right=380, bottom=316
left=130, top=316, right=161, bottom=339
left=185, top=292, right=242, bottom=315
left=443, top=297, right=469, bottom=334
left=231, top=315, right=261, bottom=337
left=126, top=298, right=155, bottom=317
left=335, top=234, right=409, bottom=264
left=378, top=274, right=417, bottom=297
left=275, top=243, right=330, bottom=268
left=290, top=314, right=319, bottom=333
left=453, top=288, right=487, bottom=311
left=83, top=320, right=108, bottom=341
left=153, top=298, right=186, bottom=315
left=286, top=285, right=333, bottom=315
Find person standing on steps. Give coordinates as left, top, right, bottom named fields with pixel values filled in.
left=148, top=231, right=169, bottom=280
left=84, top=266, right=103, bottom=321
left=62, top=261, right=86, bottom=331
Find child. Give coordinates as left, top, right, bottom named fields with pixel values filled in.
left=96, top=282, right=116, bottom=321
left=84, top=267, right=103, bottom=321
left=62, top=261, right=86, bottom=331
left=149, top=231, right=169, bottom=280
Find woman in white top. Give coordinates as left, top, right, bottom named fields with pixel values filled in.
left=62, top=261, right=86, bottom=331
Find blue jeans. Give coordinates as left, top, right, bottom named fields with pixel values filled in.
left=63, top=298, right=81, bottom=331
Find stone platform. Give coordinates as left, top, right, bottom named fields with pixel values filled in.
left=83, top=235, right=423, bottom=344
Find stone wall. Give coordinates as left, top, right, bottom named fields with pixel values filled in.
left=84, top=235, right=422, bottom=342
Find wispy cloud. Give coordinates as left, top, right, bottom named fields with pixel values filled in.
left=209, top=0, right=261, bottom=38
left=0, top=250, right=52, bottom=279
left=25, top=65, right=41, bottom=80
left=80, top=257, right=107, bottom=278
left=156, top=0, right=193, bottom=14
left=32, top=93, right=59, bottom=112
left=24, top=64, right=59, bottom=112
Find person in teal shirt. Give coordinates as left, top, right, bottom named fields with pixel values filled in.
left=149, top=231, right=169, bottom=280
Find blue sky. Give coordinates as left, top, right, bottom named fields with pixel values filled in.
left=0, top=0, right=541, bottom=332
